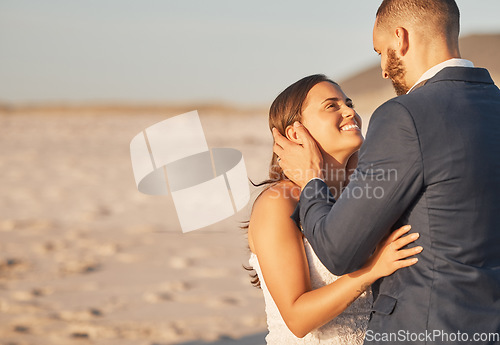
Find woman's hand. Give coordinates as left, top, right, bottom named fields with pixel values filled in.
left=364, top=225, right=422, bottom=279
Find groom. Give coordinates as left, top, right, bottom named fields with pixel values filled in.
left=272, top=0, right=500, bottom=344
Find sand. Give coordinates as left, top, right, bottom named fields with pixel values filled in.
left=0, top=108, right=282, bottom=345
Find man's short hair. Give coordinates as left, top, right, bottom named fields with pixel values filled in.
left=376, top=0, right=460, bottom=38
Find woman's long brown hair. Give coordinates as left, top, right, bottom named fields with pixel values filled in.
left=243, top=74, right=338, bottom=287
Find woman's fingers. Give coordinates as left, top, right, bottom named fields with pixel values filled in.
left=392, top=232, right=420, bottom=250
left=387, top=225, right=412, bottom=243
left=396, top=246, right=423, bottom=260
left=395, top=257, right=419, bottom=269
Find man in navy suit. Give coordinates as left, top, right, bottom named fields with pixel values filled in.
left=272, top=0, right=500, bottom=343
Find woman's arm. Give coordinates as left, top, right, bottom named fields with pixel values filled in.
left=249, top=184, right=421, bottom=338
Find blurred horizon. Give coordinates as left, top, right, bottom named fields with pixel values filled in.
left=1, top=0, right=500, bottom=107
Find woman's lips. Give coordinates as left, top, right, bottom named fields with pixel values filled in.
left=339, top=123, right=360, bottom=132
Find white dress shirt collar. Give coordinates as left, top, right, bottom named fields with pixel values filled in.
left=407, top=58, right=474, bottom=94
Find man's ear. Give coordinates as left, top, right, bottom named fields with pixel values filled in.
left=394, top=27, right=409, bottom=56
left=285, top=124, right=303, bottom=145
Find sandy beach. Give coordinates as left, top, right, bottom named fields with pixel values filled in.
left=0, top=108, right=282, bottom=345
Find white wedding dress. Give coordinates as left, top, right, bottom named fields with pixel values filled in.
left=249, top=237, right=372, bottom=345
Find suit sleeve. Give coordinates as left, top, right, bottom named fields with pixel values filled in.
left=292, top=100, right=424, bottom=276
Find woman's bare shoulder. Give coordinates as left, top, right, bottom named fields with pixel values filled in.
left=248, top=181, right=302, bottom=253
left=254, top=180, right=300, bottom=212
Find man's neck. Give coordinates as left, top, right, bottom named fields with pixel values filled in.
left=407, top=57, right=474, bottom=94
left=407, top=39, right=461, bottom=87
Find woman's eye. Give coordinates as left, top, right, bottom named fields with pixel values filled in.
left=326, top=103, right=339, bottom=110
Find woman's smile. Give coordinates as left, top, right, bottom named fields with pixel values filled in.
left=339, top=121, right=361, bottom=132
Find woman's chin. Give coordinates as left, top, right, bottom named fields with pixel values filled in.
left=321, top=137, right=364, bottom=160
left=352, top=137, right=364, bottom=150
left=345, top=138, right=364, bottom=152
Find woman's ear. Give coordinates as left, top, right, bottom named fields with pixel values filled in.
left=285, top=124, right=303, bottom=145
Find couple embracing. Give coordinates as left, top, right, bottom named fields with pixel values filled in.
left=246, top=0, right=500, bottom=344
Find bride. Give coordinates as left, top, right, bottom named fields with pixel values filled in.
left=246, top=74, right=422, bottom=344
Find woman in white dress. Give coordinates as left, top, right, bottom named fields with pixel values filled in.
left=246, top=74, right=422, bottom=344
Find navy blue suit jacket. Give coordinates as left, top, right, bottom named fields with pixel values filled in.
left=291, top=67, right=500, bottom=344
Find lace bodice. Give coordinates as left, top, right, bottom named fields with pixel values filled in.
left=249, top=238, right=372, bottom=345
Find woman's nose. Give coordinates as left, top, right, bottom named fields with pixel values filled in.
left=342, top=106, right=356, bottom=118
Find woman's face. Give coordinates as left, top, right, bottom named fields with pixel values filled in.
left=301, top=81, right=363, bottom=160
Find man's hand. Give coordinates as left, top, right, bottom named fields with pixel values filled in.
left=272, top=122, right=324, bottom=190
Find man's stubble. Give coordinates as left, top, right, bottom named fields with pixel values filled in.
left=386, top=49, right=411, bottom=96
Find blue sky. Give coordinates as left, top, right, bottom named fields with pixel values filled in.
left=1, top=0, right=499, bottom=106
